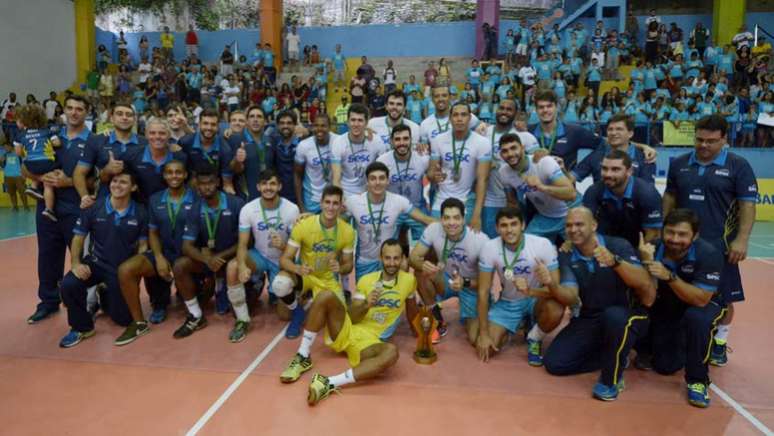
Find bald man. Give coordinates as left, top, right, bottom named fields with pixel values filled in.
left=543, top=207, right=656, bottom=402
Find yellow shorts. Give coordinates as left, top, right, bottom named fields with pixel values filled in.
left=301, top=275, right=343, bottom=300
left=325, top=313, right=382, bottom=367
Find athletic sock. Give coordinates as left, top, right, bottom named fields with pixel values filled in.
left=714, top=325, right=730, bottom=345
left=527, top=324, right=547, bottom=342
left=228, top=284, right=250, bottom=322
left=328, top=368, right=356, bottom=388
left=297, top=330, right=317, bottom=358
left=185, top=298, right=203, bottom=319
left=281, top=294, right=298, bottom=310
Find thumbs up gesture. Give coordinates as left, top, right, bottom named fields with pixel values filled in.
left=534, top=258, right=553, bottom=287
left=638, top=232, right=656, bottom=263
left=106, top=150, right=124, bottom=175
left=235, top=142, right=247, bottom=163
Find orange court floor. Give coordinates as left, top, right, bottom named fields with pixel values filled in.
left=1, top=229, right=774, bottom=436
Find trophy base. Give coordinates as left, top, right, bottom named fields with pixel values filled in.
left=413, top=351, right=437, bottom=365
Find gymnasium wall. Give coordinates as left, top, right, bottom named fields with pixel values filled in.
left=0, top=0, right=77, bottom=99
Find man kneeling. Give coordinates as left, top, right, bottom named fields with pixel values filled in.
left=279, top=239, right=418, bottom=406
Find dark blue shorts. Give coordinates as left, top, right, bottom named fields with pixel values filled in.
left=24, top=159, right=58, bottom=176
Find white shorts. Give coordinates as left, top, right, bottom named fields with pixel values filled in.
left=288, top=50, right=299, bottom=61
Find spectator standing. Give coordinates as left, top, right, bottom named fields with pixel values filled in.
left=286, top=25, right=301, bottom=72
left=160, top=26, right=175, bottom=61
left=185, top=24, right=199, bottom=58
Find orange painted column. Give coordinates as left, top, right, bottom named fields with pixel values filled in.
left=260, top=0, right=283, bottom=73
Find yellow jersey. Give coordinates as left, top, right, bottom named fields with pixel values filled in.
left=355, top=270, right=416, bottom=340
left=288, top=214, right=355, bottom=285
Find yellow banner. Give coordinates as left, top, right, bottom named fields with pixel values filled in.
left=756, top=179, right=774, bottom=221
left=662, top=121, right=696, bottom=146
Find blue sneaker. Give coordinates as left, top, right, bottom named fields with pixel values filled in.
left=59, top=329, right=95, bottom=348
left=286, top=305, right=306, bottom=339
left=149, top=307, right=167, bottom=324
left=709, top=341, right=727, bottom=367
left=687, top=383, right=710, bottom=408
left=592, top=379, right=625, bottom=401
left=215, top=289, right=230, bottom=315
left=527, top=339, right=543, bottom=367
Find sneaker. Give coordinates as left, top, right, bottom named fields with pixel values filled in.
left=592, top=379, right=626, bottom=401
left=149, top=307, right=167, bottom=324
left=59, top=329, right=95, bottom=348
left=229, top=320, right=250, bottom=343
left=285, top=305, right=306, bottom=339
left=437, top=321, right=448, bottom=337
left=527, top=338, right=543, bottom=367
left=173, top=315, right=207, bottom=339
left=687, top=382, right=711, bottom=408
left=307, top=373, right=340, bottom=406
left=280, top=353, right=313, bottom=383
left=114, top=321, right=150, bottom=346
left=25, top=187, right=44, bottom=200
left=215, top=289, right=230, bottom=315
left=42, top=208, right=58, bottom=222
left=709, top=341, right=727, bottom=367
left=634, top=352, right=653, bottom=371
left=27, top=306, right=59, bottom=324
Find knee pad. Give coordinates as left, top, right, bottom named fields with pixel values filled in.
left=227, top=285, right=246, bottom=306
left=272, top=275, right=294, bottom=298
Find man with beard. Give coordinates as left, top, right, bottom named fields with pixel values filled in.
left=544, top=207, right=655, bottom=401
left=331, top=104, right=387, bottom=196
left=265, top=110, right=302, bottom=205
left=225, top=169, right=300, bottom=342
left=638, top=209, right=725, bottom=408
left=59, top=169, right=148, bottom=348
left=295, top=114, right=338, bottom=213
left=571, top=114, right=656, bottom=185
left=179, top=108, right=237, bottom=194
left=230, top=105, right=272, bottom=200
left=377, top=125, right=431, bottom=243
left=498, top=133, right=577, bottom=241
left=482, top=98, right=539, bottom=238
left=427, top=102, right=491, bottom=232
left=476, top=206, right=565, bottom=366
left=280, top=239, right=417, bottom=406
left=171, top=165, right=244, bottom=340
left=115, top=159, right=195, bottom=345
left=367, top=90, right=420, bottom=149
left=419, top=85, right=485, bottom=144
left=582, top=150, right=663, bottom=248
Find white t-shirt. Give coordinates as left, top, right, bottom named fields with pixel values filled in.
left=429, top=130, right=491, bottom=210
left=45, top=100, right=59, bottom=120
left=295, top=134, right=338, bottom=205
left=345, top=192, right=413, bottom=264
left=138, top=62, right=152, bottom=83
left=225, top=85, right=241, bottom=105
left=420, top=113, right=480, bottom=144
left=331, top=134, right=387, bottom=195
left=478, top=234, right=558, bottom=301
left=286, top=33, right=301, bottom=52
left=498, top=155, right=570, bottom=218
left=518, top=66, right=537, bottom=86
left=483, top=126, right=539, bottom=208
left=238, top=197, right=300, bottom=264
left=384, top=67, right=397, bottom=85
left=377, top=150, right=430, bottom=208
left=367, top=116, right=421, bottom=148
left=419, top=223, right=489, bottom=279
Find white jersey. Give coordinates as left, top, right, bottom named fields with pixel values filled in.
left=420, top=113, right=480, bottom=143
left=419, top=223, right=489, bottom=279
left=478, top=234, right=558, bottom=302
left=367, top=116, right=421, bottom=148
left=238, top=197, right=300, bottom=264
left=429, top=130, right=492, bottom=210
left=484, top=126, right=541, bottom=207
left=498, top=156, right=569, bottom=218
left=345, top=192, right=413, bottom=264
left=331, top=134, right=387, bottom=195
left=295, top=133, right=338, bottom=205
left=377, top=150, right=430, bottom=208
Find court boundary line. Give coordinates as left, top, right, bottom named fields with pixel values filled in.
left=186, top=326, right=287, bottom=435
left=0, top=234, right=34, bottom=242
left=753, top=258, right=774, bottom=266
left=710, top=384, right=774, bottom=436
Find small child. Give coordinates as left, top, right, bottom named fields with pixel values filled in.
left=13, top=104, right=60, bottom=221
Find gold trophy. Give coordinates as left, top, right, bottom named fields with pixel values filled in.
left=412, top=306, right=438, bottom=364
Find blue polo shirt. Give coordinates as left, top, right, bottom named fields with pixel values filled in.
left=73, top=196, right=148, bottom=270
left=124, top=145, right=187, bottom=203
left=558, top=233, right=642, bottom=316
left=182, top=192, right=244, bottom=252
left=227, top=127, right=272, bottom=201
left=179, top=132, right=234, bottom=179
left=665, top=148, right=758, bottom=250
left=572, top=142, right=656, bottom=185
left=266, top=134, right=300, bottom=204
left=78, top=131, right=146, bottom=171
left=148, top=188, right=197, bottom=262
left=57, top=126, right=99, bottom=215
left=651, top=238, right=723, bottom=317
left=583, top=176, right=663, bottom=248
left=530, top=122, right=602, bottom=170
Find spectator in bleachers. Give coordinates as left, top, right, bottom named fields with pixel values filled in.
left=185, top=24, right=199, bottom=58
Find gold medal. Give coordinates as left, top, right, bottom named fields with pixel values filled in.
left=207, top=239, right=215, bottom=249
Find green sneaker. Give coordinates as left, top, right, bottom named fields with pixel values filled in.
left=114, top=321, right=150, bottom=346
left=280, top=353, right=313, bottom=383
left=307, top=373, right=340, bottom=406
left=229, top=320, right=250, bottom=343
